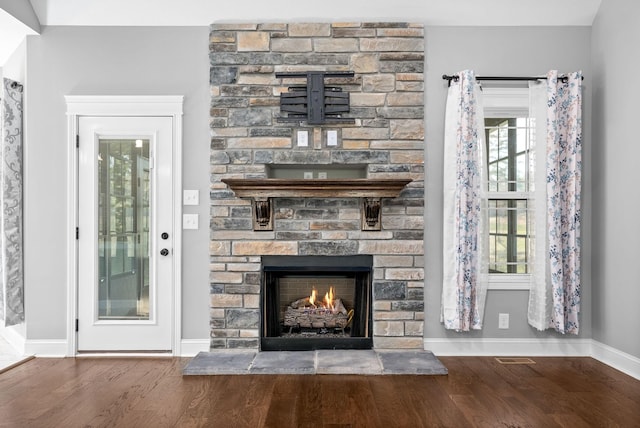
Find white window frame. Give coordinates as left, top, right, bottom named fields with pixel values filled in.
left=483, top=87, right=532, bottom=290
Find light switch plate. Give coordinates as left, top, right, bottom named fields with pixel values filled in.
left=183, top=214, right=199, bottom=230
left=327, top=129, right=338, bottom=146
left=183, top=190, right=199, bottom=206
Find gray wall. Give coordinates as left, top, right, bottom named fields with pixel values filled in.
left=591, top=1, right=640, bottom=358
left=20, top=22, right=632, bottom=356
left=425, top=26, right=592, bottom=340
left=24, top=26, right=210, bottom=341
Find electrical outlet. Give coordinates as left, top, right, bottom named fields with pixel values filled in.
left=303, top=171, right=313, bottom=179
left=318, top=172, right=327, bottom=179
left=327, top=130, right=338, bottom=146
left=498, top=313, right=510, bottom=329
left=297, top=130, right=308, bottom=147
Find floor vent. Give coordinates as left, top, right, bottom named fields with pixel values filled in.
left=495, top=357, right=536, bottom=365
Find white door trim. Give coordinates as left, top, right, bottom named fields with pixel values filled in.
left=65, top=95, right=183, bottom=356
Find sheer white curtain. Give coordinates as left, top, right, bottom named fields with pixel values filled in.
left=528, top=70, right=583, bottom=334
left=441, top=70, right=489, bottom=331
left=527, top=80, right=552, bottom=331
left=1, top=78, right=25, bottom=326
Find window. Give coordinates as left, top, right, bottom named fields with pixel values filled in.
left=483, top=88, right=535, bottom=288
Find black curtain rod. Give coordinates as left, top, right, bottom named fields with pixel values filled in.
left=442, top=74, right=581, bottom=87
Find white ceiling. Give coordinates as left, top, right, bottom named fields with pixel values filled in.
left=28, top=0, right=602, bottom=27
left=2, top=0, right=602, bottom=67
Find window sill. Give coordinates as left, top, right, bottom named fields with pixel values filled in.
left=488, top=274, right=531, bottom=290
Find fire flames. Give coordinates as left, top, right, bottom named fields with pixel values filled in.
left=308, top=286, right=337, bottom=312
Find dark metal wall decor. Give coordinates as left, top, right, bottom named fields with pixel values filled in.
left=253, top=198, right=273, bottom=231
left=362, top=198, right=382, bottom=231
left=276, top=71, right=355, bottom=125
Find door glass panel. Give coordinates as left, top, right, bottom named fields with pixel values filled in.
left=98, top=139, right=150, bottom=320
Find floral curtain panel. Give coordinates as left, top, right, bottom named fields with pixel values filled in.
left=528, top=71, right=583, bottom=334
left=443, top=70, right=582, bottom=334
left=441, top=70, right=489, bottom=331
left=1, top=78, right=25, bottom=326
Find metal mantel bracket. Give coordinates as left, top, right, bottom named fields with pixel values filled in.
left=251, top=197, right=381, bottom=232
left=361, top=198, right=382, bottom=231
left=253, top=198, right=274, bottom=231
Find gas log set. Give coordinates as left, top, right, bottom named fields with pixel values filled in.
left=284, top=286, right=354, bottom=335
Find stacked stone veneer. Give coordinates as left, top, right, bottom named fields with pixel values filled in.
left=209, top=22, right=425, bottom=349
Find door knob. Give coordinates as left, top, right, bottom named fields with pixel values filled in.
left=160, top=248, right=169, bottom=256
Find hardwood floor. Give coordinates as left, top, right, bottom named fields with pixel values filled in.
left=0, top=356, right=639, bottom=427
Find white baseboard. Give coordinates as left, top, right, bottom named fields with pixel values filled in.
left=591, top=340, right=640, bottom=380
left=6, top=335, right=639, bottom=380
left=424, top=338, right=640, bottom=380
left=424, top=337, right=593, bottom=357
left=179, top=339, right=209, bottom=357
left=15, top=338, right=208, bottom=358
left=24, top=340, right=69, bottom=357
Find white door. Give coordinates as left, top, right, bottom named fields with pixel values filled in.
left=77, top=116, right=174, bottom=351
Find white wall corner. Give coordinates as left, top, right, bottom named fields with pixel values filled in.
left=1, top=323, right=27, bottom=354
left=180, top=339, right=210, bottom=357
left=591, top=340, right=640, bottom=381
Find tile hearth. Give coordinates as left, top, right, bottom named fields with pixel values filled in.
left=183, top=350, right=447, bottom=376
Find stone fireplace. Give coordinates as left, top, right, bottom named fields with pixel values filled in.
left=209, top=22, right=425, bottom=350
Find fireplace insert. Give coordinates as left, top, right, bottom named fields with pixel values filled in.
left=261, top=255, right=372, bottom=351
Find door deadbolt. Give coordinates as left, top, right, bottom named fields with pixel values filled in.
left=161, top=232, right=169, bottom=240
left=160, top=248, right=169, bottom=256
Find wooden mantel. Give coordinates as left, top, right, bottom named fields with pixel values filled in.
left=221, top=178, right=413, bottom=231
left=221, top=178, right=412, bottom=199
